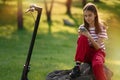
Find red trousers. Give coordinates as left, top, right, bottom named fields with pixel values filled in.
left=75, top=35, right=107, bottom=80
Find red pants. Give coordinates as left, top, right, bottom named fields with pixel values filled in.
left=75, top=35, right=107, bottom=80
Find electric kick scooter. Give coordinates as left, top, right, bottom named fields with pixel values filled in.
left=21, top=4, right=42, bottom=80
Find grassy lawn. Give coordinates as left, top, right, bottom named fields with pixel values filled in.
left=0, top=0, right=120, bottom=80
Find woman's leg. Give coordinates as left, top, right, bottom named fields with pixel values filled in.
left=92, top=49, right=107, bottom=80
left=75, top=35, right=90, bottom=62
left=70, top=35, right=90, bottom=78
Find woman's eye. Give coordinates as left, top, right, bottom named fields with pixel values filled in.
left=84, top=15, right=87, bottom=17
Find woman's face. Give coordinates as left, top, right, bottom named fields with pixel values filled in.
left=84, top=10, right=96, bottom=25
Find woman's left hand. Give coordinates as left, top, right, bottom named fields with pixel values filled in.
left=81, top=31, right=91, bottom=39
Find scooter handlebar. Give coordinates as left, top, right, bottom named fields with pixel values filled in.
left=25, top=4, right=42, bottom=13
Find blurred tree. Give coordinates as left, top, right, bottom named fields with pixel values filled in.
left=94, top=0, right=100, bottom=2
left=66, top=0, right=72, bottom=15
left=82, top=0, right=87, bottom=7
left=1, top=0, right=6, bottom=4
left=81, top=0, right=100, bottom=7
left=44, top=0, right=54, bottom=22
left=17, top=0, right=23, bottom=30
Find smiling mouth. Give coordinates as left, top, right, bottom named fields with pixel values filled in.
left=86, top=20, right=91, bottom=23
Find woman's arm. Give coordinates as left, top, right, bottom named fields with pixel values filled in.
left=81, top=31, right=102, bottom=50
left=88, top=35, right=101, bottom=50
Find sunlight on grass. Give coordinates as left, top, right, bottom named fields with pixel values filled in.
left=106, top=59, right=120, bottom=80
left=57, top=63, right=72, bottom=69
left=51, top=26, right=77, bottom=34
left=0, top=25, right=16, bottom=39
left=106, top=59, right=120, bottom=66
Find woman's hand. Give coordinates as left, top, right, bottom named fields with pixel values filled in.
left=78, top=29, right=90, bottom=37
left=78, top=29, right=82, bottom=36
left=82, top=31, right=101, bottom=50
left=81, top=30, right=91, bottom=39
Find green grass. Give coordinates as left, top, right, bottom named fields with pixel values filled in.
left=0, top=0, right=120, bottom=80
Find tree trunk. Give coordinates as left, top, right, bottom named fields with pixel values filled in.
left=82, top=0, right=87, bottom=7
left=66, top=0, right=72, bottom=15
left=17, top=0, right=23, bottom=30
left=44, top=0, right=54, bottom=22
left=94, top=0, right=100, bottom=2
left=46, top=12, right=51, bottom=22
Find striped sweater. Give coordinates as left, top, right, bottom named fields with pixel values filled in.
left=79, top=25, right=108, bottom=50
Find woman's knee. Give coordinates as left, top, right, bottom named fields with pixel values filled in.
left=92, top=55, right=104, bottom=67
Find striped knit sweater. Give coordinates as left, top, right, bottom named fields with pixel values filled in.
left=79, top=25, right=108, bottom=50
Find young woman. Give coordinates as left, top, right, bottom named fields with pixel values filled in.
left=70, top=3, right=108, bottom=80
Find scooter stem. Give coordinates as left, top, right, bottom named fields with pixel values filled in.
left=21, top=4, right=42, bottom=80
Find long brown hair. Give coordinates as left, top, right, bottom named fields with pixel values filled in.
left=83, top=3, right=101, bottom=34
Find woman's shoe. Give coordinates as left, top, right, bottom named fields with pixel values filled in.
left=69, top=65, right=81, bottom=78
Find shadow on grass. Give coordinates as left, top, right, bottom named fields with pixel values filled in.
left=67, top=13, right=82, bottom=27
left=95, top=1, right=120, bottom=20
